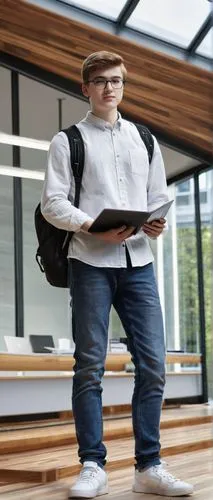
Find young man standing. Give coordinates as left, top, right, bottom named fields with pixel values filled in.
left=41, top=51, right=193, bottom=498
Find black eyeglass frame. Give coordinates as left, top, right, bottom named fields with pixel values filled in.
left=86, top=77, right=126, bottom=89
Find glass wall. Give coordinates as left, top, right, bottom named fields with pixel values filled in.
left=0, top=68, right=15, bottom=350
left=19, top=75, right=89, bottom=143
left=0, top=175, right=15, bottom=350
left=18, top=76, right=89, bottom=347
left=22, top=177, right=72, bottom=345
left=200, top=170, right=213, bottom=399
left=0, top=70, right=89, bottom=349
left=0, top=66, right=212, bottom=398
left=174, top=179, right=199, bottom=353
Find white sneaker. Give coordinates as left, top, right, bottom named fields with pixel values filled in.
left=133, top=463, right=194, bottom=497
left=68, top=461, right=108, bottom=498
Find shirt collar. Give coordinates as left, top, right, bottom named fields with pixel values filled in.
left=83, top=110, right=122, bottom=131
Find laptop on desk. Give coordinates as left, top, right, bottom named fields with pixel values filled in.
left=4, top=336, right=32, bottom=354
left=29, top=334, right=55, bottom=353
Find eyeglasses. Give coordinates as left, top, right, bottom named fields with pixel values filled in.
left=87, top=77, right=125, bottom=89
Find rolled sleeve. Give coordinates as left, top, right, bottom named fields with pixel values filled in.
left=41, top=132, right=92, bottom=232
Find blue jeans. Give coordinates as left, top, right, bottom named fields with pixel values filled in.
left=69, top=259, right=165, bottom=470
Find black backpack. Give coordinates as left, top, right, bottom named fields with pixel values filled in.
left=35, top=123, right=154, bottom=287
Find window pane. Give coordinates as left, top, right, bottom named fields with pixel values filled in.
left=60, top=0, right=126, bottom=19
left=176, top=195, right=190, bottom=206
left=0, top=68, right=14, bottom=350
left=19, top=75, right=89, bottom=142
left=20, top=147, right=47, bottom=172
left=0, top=175, right=15, bottom=349
left=196, top=28, right=213, bottom=58
left=19, top=75, right=89, bottom=349
left=177, top=180, right=190, bottom=193
left=0, top=144, right=14, bottom=167
left=0, top=67, right=11, bottom=134
left=163, top=180, right=200, bottom=353
left=200, top=169, right=213, bottom=399
left=200, top=191, right=207, bottom=204
left=127, top=0, right=210, bottom=48
left=110, top=308, right=125, bottom=342
left=199, top=172, right=207, bottom=190
left=22, top=176, right=72, bottom=347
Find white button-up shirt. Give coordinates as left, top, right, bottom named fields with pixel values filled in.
left=41, top=111, right=169, bottom=268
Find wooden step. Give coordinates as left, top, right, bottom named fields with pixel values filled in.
left=0, top=404, right=212, bottom=455
left=0, top=448, right=212, bottom=499
left=0, top=423, right=212, bottom=484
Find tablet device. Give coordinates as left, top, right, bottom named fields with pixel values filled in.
left=88, top=200, right=173, bottom=233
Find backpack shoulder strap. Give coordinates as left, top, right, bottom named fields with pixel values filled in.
left=62, top=124, right=85, bottom=207
left=134, top=123, right=154, bottom=165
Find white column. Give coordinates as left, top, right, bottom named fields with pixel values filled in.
left=156, top=234, right=165, bottom=338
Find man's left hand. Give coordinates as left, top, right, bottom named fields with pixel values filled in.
left=142, top=218, right=166, bottom=238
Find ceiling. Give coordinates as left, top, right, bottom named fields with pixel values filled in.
left=1, top=0, right=212, bottom=164
left=45, top=0, right=212, bottom=63
left=0, top=67, right=200, bottom=180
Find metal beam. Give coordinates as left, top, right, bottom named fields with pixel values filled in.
left=11, top=71, right=24, bottom=338
left=187, top=13, right=212, bottom=56
left=194, top=174, right=208, bottom=402
left=116, top=0, right=140, bottom=30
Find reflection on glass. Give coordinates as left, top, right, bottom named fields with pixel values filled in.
left=56, top=0, right=126, bottom=19
left=0, top=176, right=15, bottom=348
left=127, top=0, right=210, bottom=48
left=200, top=169, right=213, bottom=399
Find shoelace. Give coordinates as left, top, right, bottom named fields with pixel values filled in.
left=153, top=465, right=180, bottom=483
left=79, top=467, right=98, bottom=483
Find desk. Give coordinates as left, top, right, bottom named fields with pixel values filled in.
left=0, top=370, right=202, bottom=417
left=0, top=352, right=201, bottom=372
left=0, top=352, right=202, bottom=416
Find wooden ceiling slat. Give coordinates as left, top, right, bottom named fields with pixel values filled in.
left=122, top=102, right=210, bottom=151
left=127, top=85, right=210, bottom=118
left=1, top=0, right=212, bottom=159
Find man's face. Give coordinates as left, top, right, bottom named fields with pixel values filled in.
left=82, top=65, right=124, bottom=113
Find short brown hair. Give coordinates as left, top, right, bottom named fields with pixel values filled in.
left=81, top=51, right=127, bottom=83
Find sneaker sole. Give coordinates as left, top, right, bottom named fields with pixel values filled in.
left=69, top=484, right=109, bottom=498
left=133, top=484, right=193, bottom=497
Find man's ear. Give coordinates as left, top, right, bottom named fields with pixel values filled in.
left=82, top=83, right=89, bottom=98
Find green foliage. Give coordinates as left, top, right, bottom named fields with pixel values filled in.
left=177, top=226, right=212, bottom=357
left=177, top=227, right=199, bottom=352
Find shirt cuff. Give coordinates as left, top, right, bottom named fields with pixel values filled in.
left=74, top=214, right=94, bottom=233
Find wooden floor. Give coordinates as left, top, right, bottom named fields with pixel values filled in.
left=0, top=449, right=212, bottom=499
left=0, top=404, right=212, bottom=455
left=0, top=405, right=212, bottom=498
